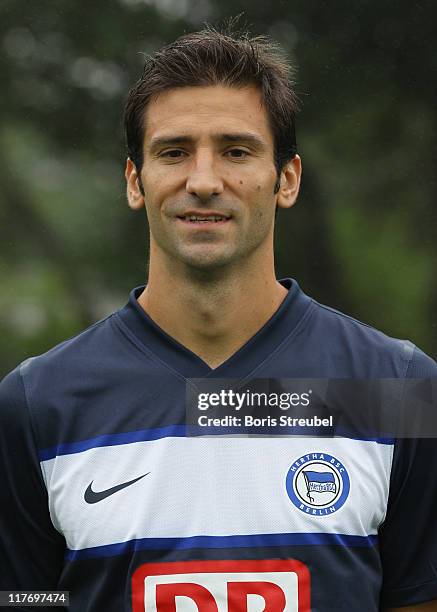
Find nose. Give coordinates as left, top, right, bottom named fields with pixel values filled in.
left=185, top=151, right=224, bottom=201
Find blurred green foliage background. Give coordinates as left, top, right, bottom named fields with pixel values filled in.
left=1, top=0, right=436, bottom=376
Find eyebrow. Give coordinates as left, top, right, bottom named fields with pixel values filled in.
left=148, top=132, right=267, bottom=151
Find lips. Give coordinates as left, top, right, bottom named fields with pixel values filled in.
left=176, top=211, right=231, bottom=224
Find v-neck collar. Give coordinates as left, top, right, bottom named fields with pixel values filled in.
left=115, top=278, right=313, bottom=380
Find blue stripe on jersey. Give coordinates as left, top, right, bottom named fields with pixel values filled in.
left=334, top=426, right=395, bottom=445
left=39, top=427, right=395, bottom=461
left=65, top=532, right=378, bottom=561
left=38, top=425, right=187, bottom=461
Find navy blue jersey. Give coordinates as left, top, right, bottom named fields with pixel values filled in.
left=1, top=279, right=437, bottom=611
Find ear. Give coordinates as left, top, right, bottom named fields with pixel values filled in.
left=276, top=154, right=302, bottom=210
left=125, top=158, right=145, bottom=210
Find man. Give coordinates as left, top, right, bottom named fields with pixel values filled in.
left=1, top=25, right=436, bottom=612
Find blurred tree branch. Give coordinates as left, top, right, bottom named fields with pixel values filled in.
left=1, top=156, right=94, bottom=326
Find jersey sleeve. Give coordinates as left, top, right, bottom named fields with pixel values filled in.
left=0, top=366, right=65, bottom=589
left=379, top=346, right=437, bottom=608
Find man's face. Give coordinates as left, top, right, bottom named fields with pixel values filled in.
left=126, top=84, right=301, bottom=272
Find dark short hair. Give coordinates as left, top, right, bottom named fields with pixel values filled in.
left=124, top=24, right=299, bottom=176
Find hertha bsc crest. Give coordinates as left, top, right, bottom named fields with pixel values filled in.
left=286, top=452, right=350, bottom=516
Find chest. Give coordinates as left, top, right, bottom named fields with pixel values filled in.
left=40, top=436, right=393, bottom=554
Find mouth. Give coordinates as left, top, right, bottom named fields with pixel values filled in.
left=176, top=212, right=231, bottom=225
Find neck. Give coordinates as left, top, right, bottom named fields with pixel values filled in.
left=137, top=246, right=288, bottom=369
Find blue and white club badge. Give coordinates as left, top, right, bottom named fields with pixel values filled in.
left=286, top=452, right=350, bottom=516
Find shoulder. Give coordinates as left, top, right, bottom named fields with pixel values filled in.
left=0, top=311, right=134, bottom=452
left=306, top=297, right=436, bottom=378
left=0, top=313, right=121, bottom=413
left=18, top=312, right=119, bottom=380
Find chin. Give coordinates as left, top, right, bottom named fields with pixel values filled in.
left=178, top=250, right=237, bottom=273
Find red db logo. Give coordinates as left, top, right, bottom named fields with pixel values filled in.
left=132, top=559, right=310, bottom=611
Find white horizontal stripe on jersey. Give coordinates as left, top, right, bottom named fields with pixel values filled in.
left=40, top=436, right=393, bottom=552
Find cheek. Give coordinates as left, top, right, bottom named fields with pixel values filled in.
left=247, top=184, right=277, bottom=225
left=141, top=176, right=167, bottom=210
left=142, top=169, right=183, bottom=202
left=247, top=181, right=275, bottom=208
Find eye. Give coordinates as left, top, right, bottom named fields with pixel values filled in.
left=225, top=148, right=249, bottom=159
left=160, top=149, right=186, bottom=159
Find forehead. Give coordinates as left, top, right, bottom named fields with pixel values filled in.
left=143, top=84, right=274, bottom=148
